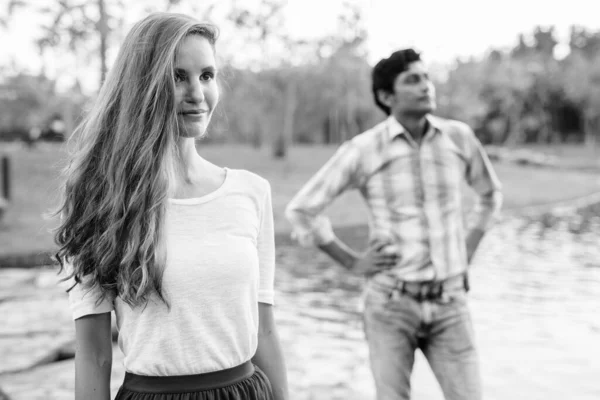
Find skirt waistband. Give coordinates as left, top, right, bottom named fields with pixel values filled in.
left=122, top=361, right=255, bottom=393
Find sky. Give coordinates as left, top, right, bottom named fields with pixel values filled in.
left=1, top=0, right=599, bottom=92
left=289, top=0, right=600, bottom=63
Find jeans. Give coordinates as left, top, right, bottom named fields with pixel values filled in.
left=363, top=280, right=482, bottom=400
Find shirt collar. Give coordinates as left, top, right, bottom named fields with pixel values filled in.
left=385, top=114, right=442, bottom=142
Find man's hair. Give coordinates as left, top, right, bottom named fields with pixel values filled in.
left=371, top=48, right=422, bottom=115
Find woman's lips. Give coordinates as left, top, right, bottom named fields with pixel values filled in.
left=179, top=110, right=207, bottom=121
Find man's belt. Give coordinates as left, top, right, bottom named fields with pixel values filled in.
left=392, top=273, right=469, bottom=301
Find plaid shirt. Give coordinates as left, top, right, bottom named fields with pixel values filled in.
left=285, top=115, right=503, bottom=281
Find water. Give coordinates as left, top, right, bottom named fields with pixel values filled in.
left=274, top=209, right=600, bottom=400
left=1, top=209, right=599, bottom=399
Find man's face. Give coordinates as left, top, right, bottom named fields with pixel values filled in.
left=379, top=61, right=436, bottom=118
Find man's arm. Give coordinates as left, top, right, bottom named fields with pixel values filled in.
left=464, top=129, right=503, bottom=262
left=286, top=142, right=399, bottom=273
left=252, top=303, right=289, bottom=400
left=285, top=141, right=361, bottom=249
left=465, top=226, right=486, bottom=264
left=319, top=238, right=399, bottom=276
left=318, top=238, right=360, bottom=269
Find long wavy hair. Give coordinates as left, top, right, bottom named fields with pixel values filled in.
left=55, top=13, right=218, bottom=308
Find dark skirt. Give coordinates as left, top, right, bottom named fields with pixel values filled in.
left=114, top=361, right=273, bottom=400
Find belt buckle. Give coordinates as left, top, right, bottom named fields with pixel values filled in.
left=419, top=284, right=430, bottom=300
left=424, top=281, right=444, bottom=301
left=396, top=280, right=445, bottom=302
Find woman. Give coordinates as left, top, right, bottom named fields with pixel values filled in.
left=55, top=12, right=288, bottom=400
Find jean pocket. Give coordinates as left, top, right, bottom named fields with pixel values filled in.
left=444, top=289, right=468, bottom=305
left=364, top=283, right=393, bottom=306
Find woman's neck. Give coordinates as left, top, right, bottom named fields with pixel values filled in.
left=175, top=137, right=204, bottom=184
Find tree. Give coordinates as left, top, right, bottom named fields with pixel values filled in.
left=532, top=26, right=558, bottom=57
left=0, top=73, right=87, bottom=139
left=439, top=25, right=599, bottom=146
left=569, top=26, right=600, bottom=58
left=223, top=0, right=370, bottom=157
left=3, top=0, right=123, bottom=88
left=561, top=52, right=600, bottom=149
left=5, top=0, right=192, bottom=89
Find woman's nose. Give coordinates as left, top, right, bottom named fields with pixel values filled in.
left=186, top=80, right=205, bottom=103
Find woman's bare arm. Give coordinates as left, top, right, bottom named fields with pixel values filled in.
left=74, top=312, right=113, bottom=400
left=252, top=303, right=289, bottom=400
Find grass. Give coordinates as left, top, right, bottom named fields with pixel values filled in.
left=1, top=142, right=600, bottom=257
left=493, top=142, right=600, bottom=171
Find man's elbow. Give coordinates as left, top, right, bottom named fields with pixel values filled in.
left=284, top=203, right=301, bottom=224
left=283, top=204, right=293, bottom=222
left=480, top=189, right=502, bottom=207
left=490, top=190, right=503, bottom=211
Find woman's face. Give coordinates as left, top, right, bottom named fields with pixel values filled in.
left=173, top=35, right=219, bottom=138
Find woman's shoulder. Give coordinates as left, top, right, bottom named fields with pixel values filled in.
left=226, top=168, right=271, bottom=196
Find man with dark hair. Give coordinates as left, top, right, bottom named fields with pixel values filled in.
left=286, top=48, right=502, bottom=400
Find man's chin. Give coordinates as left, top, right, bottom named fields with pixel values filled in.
left=419, top=104, right=436, bottom=116
left=406, top=107, right=435, bottom=118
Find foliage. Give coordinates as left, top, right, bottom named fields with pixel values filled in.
left=0, top=74, right=87, bottom=140
left=2, top=0, right=600, bottom=148
left=438, top=25, right=600, bottom=145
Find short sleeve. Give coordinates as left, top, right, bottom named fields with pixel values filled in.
left=61, top=260, right=115, bottom=320
left=257, top=181, right=275, bottom=305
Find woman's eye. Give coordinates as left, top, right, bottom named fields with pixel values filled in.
left=200, top=72, right=214, bottom=81
left=175, top=73, right=186, bottom=82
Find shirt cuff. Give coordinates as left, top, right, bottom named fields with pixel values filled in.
left=469, top=191, right=503, bottom=231
left=67, top=281, right=114, bottom=320
left=69, top=294, right=114, bottom=320
left=258, top=290, right=275, bottom=305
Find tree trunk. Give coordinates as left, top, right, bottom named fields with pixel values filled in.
left=273, top=79, right=297, bottom=158
left=344, top=78, right=360, bottom=139
left=536, top=111, right=551, bottom=144
left=503, top=101, right=523, bottom=146
left=97, top=0, right=109, bottom=87
left=251, top=118, right=262, bottom=148
left=583, top=113, right=597, bottom=152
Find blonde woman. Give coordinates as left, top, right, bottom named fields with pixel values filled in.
left=55, top=12, right=288, bottom=400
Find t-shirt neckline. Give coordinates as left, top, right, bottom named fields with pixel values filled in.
left=168, top=167, right=230, bottom=205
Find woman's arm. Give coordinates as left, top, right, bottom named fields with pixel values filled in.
left=252, top=303, right=289, bottom=400
left=74, top=312, right=113, bottom=400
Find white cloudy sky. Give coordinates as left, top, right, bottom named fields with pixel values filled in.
left=1, top=0, right=598, bottom=91
left=293, top=0, right=599, bottom=62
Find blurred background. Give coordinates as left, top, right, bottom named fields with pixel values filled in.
left=0, top=0, right=599, bottom=399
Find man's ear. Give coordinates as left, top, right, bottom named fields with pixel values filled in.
left=376, top=89, right=393, bottom=108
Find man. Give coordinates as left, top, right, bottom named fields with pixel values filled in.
left=285, top=49, right=502, bottom=400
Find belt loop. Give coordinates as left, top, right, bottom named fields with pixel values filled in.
left=389, top=277, right=401, bottom=299
left=437, top=282, right=444, bottom=297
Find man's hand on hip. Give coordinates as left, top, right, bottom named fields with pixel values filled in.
left=353, top=242, right=400, bottom=277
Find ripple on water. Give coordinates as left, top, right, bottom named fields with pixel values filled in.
left=274, top=210, right=600, bottom=399
left=1, top=211, right=599, bottom=400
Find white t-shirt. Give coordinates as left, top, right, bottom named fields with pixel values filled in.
left=66, top=168, right=275, bottom=376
